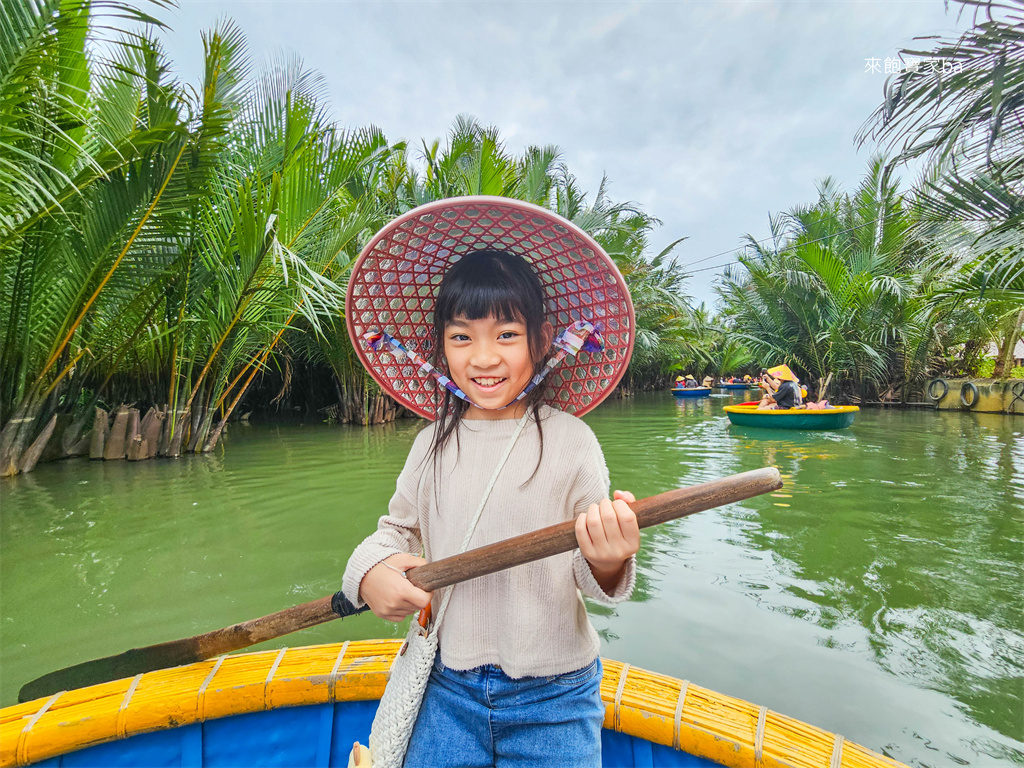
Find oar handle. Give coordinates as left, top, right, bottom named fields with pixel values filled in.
left=18, top=467, right=781, bottom=702
left=402, top=466, right=781, bottom=592
left=207, top=467, right=782, bottom=654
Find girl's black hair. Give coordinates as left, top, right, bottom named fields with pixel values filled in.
left=428, top=249, right=549, bottom=481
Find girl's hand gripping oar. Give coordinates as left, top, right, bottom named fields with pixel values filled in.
left=18, top=467, right=782, bottom=703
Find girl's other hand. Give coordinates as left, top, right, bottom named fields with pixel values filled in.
left=576, top=490, right=640, bottom=593
left=359, top=553, right=432, bottom=622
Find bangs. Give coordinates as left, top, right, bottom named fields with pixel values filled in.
left=433, top=249, right=546, bottom=331
left=443, top=279, right=528, bottom=325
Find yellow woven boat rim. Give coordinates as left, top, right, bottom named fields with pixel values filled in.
left=723, top=405, right=861, bottom=415
left=1, top=640, right=905, bottom=768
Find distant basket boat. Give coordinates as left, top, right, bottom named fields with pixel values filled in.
left=717, top=382, right=756, bottom=390
left=672, top=387, right=711, bottom=398
left=723, top=404, right=859, bottom=430
left=1, top=640, right=905, bottom=768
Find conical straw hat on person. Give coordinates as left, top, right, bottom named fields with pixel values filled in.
left=345, top=196, right=635, bottom=420
left=767, top=364, right=798, bottom=382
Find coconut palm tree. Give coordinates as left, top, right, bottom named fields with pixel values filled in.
left=0, top=0, right=189, bottom=475
left=0, top=6, right=395, bottom=473
left=169, top=51, right=390, bottom=452
left=858, top=0, right=1024, bottom=308
left=1, top=6, right=695, bottom=473
left=716, top=159, right=937, bottom=401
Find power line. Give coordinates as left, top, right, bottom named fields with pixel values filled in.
left=680, top=217, right=884, bottom=277
left=678, top=234, right=781, bottom=269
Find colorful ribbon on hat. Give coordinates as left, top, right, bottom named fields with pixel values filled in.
left=363, top=320, right=603, bottom=411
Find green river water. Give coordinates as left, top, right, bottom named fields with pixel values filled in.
left=1, top=392, right=1022, bottom=767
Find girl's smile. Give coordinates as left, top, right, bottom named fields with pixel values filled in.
left=444, top=315, right=545, bottom=419
left=470, top=377, right=507, bottom=390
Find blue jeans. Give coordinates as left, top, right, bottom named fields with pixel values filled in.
left=403, top=655, right=604, bottom=767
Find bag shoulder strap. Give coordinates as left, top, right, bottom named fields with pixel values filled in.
left=430, top=411, right=531, bottom=633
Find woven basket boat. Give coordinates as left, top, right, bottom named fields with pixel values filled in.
left=717, top=383, right=756, bottom=391
left=1, top=640, right=905, bottom=768
left=723, top=404, right=859, bottom=430
left=672, top=387, right=712, bottom=398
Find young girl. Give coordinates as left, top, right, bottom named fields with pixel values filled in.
left=341, top=198, right=640, bottom=767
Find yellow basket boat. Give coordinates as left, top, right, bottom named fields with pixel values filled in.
left=1, top=640, right=905, bottom=768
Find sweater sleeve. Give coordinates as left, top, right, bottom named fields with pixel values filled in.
left=341, top=429, right=431, bottom=608
left=567, top=423, right=637, bottom=606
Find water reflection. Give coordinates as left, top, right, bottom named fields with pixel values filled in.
left=585, top=395, right=1024, bottom=766
left=1, top=396, right=1021, bottom=767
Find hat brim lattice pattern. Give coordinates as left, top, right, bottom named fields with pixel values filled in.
left=345, top=197, right=635, bottom=420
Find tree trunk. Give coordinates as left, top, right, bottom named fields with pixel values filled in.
left=194, top=406, right=216, bottom=452
left=18, top=414, right=57, bottom=474
left=139, top=408, right=161, bottom=458
left=994, top=308, right=1024, bottom=378
left=166, top=409, right=189, bottom=458
left=89, top=408, right=109, bottom=459
left=127, top=436, right=147, bottom=461
left=157, top=404, right=173, bottom=456
left=124, top=408, right=142, bottom=461
left=62, top=413, right=91, bottom=457
left=0, top=403, right=40, bottom=477
left=40, top=413, right=71, bottom=463
left=103, top=406, right=130, bottom=460
left=69, top=434, right=91, bottom=456
left=126, top=408, right=140, bottom=446
left=186, top=406, right=207, bottom=453
left=202, top=419, right=227, bottom=453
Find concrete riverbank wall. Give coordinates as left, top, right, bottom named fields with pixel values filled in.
left=926, top=377, right=1024, bottom=414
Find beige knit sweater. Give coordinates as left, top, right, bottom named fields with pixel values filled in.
left=342, top=405, right=636, bottom=679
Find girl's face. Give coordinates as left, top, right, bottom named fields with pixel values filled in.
left=443, top=314, right=549, bottom=420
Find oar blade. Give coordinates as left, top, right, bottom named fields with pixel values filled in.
left=18, top=641, right=198, bottom=703
left=19, top=593, right=364, bottom=702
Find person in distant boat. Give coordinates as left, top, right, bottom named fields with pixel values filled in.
left=743, top=374, right=753, bottom=383
left=800, top=381, right=831, bottom=410
left=702, top=375, right=714, bottom=388
left=757, top=365, right=802, bottom=410
left=674, top=375, right=685, bottom=388
left=684, top=375, right=697, bottom=388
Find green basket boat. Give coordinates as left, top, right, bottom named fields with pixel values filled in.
left=723, top=404, right=859, bottom=430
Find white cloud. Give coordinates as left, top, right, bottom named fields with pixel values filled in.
left=164, top=0, right=972, bottom=302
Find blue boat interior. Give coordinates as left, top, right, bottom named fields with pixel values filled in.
left=29, top=700, right=720, bottom=768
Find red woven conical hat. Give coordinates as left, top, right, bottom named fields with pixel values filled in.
left=345, top=196, right=635, bottom=420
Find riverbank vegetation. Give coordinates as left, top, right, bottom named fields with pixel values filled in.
left=717, top=0, right=1023, bottom=403
left=1, top=0, right=1021, bottom=476
left=0, top=1, right=695, bottom=475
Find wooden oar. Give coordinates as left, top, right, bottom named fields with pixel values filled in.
left=18, top=467, right=781, bottom=702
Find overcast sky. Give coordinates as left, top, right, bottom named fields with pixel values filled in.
left=161, top=0, right=972, bottom=305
